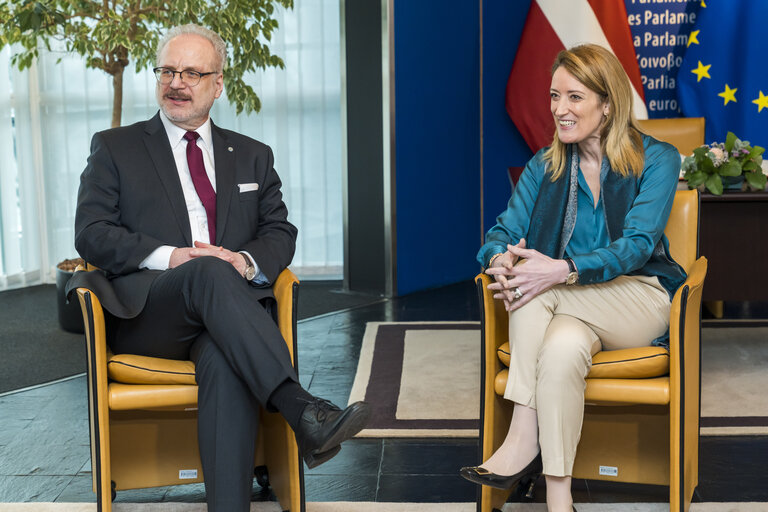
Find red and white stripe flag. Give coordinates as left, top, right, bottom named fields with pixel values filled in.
left=507, top=0, right=648, bottom=152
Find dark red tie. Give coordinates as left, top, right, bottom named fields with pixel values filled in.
left=183, top=131, right=216, bottom=244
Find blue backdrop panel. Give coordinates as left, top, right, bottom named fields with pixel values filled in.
left=394, top=0, right=481, bottom=295
left=481, top=0, right=532, bottom=235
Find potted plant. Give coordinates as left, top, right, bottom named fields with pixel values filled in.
left=681, top=132, right=767, bottom=195
left=56, top=257, right=85, bottom=333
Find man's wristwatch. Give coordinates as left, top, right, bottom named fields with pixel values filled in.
left=240, top=252, right=256, bottom=280
left=564, top=257, right=578, bottom=286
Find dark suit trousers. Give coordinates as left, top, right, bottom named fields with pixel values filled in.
left=110, top=256, right=298, bottom=511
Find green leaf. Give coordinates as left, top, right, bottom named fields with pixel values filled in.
left=692, top=146, right=709, bottom=161
left=725, top=131, right=737, bottom=153
left=743, top=161, right=757, bottom=171
left=686, top=171, right=706, bottom=188
left=744, top=171, right=767, bottom=191
left=719, top=160, right=742, bottom=177
left=700, top=157, right=715, bottom=174
left=705, top=174, right=723, bottom=195
left=750, top=145, right=765, bottom=158
left=681, top=156, right=696, bottom=173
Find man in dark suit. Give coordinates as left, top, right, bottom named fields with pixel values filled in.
left=69, top=24, right=370, bottom=511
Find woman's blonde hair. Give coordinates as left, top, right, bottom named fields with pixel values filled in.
left=543, top=44, right=644, bottom=179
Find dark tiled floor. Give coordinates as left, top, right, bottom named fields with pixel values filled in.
left=1, top=279, right=767, bottom=506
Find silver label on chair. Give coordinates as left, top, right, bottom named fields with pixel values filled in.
left=599, top=465, right=618, bottom=477
left=179, top=469, right=199, bottom=479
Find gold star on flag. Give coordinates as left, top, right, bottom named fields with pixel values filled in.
left=753, top=91, right=768, bottom=113
left=687, top=30, right=700, bottom=47
left=701, top=0, right=706, bottom=7
left=691, top=61, right=711, bottom=82
left=718, top=84, right=737, bottom=106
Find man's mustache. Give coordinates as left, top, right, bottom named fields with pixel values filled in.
left=164, top=93, right=192, bottom=101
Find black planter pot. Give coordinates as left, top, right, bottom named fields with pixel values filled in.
left=56, top=268, right=84, bottom=333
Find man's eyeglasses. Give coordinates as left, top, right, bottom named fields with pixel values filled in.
left=153, top=67, right=218, bottom=86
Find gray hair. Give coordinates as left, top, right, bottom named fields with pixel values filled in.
left=156, top=24, right=227, bottom=72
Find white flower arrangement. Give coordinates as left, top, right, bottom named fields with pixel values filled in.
left=681, top=132, right=766, bottom=195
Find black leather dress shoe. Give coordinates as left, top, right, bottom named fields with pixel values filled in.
left=295, top=398, right=371, bottom=468
left=459, top=452, right=543, bottom=490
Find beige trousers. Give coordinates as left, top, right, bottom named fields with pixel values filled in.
left=503, top=275, right=671, bottom=477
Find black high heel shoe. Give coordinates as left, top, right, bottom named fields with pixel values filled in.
left=459, top=452, right=543, bottom=490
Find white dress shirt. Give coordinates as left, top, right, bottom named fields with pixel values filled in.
left=139, top=112, right=264, bottom=282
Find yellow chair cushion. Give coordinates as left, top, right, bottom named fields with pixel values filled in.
left=497, top=343, right=669, bottom=379
left=109, top=383, right=198, bottom=410
left=497, top=343, right=511, bottom=366
left=494, top=369, right=509, bottom=396
left=494, top=369, right=670, bottom=405
left=108, top=353, right=197, bottom=385
left=590, top=346, right=669, bottom=378
left=584, top=377, right=670, bottom=405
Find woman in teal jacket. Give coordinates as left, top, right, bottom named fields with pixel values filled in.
left=460, top=44, right=686, bottom=512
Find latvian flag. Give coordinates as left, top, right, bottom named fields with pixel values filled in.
left=507, top=0, right=648, bottom=152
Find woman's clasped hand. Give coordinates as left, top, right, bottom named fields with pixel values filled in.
left=485, top=239, right=571, bottom=311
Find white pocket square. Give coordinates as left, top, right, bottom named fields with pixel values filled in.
left=238, top=183, right=259, bottom=192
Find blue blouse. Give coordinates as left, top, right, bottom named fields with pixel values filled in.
left=478, top=139, right=681, bottom=286
left=566, top=165, right=611, bottom=261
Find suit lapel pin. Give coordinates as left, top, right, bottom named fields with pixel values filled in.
left=228, top=146, right=234, bottom=152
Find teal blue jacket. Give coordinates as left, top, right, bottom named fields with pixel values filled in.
left=478, top=134, right=686, bottom=301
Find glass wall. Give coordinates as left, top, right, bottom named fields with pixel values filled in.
left=0, top=0, right=342, bottom=290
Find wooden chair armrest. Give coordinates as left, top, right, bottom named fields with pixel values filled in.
left=667, top=256, right=706, bottom=502
left=476, top=273, right=508, bottom=352
left=476, top=272, right=509, bottom=394
left=668, top=256, right=707, bottom=433
left=669, top=256, right=707, bottom=364
left=273, top=268, right=300, bottom=364
left=475, top=272, right=517, bottom=509
left=273, top=268, right=299, bottom=307
left=75, top=284, right=113, bottom=486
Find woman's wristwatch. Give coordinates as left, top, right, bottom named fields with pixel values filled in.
left=564, top=257, right=579, bottom=285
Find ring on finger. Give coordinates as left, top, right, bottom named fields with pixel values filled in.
left=513, top=287, right=523, bottom=300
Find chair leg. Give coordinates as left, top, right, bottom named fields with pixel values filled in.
left=95, top=478, right=113, bottom=512
left=262, top=412, right=305, bottom=512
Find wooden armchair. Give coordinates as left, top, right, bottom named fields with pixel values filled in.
left=75, top=267, right=305, bottom=512
left=637, top=117, right=705, bottom=156
left=477, top=189, right=707, bottom=512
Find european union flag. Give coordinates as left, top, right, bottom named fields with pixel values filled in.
left=677, top=1, right=768, bottom=147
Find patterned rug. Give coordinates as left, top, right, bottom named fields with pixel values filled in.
left=348, top=322, right=481, bottom=437
left=348, top=322, right=768, bottom=438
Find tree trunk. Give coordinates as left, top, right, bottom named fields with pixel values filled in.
left=111, top=68, right=124, bottom=128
